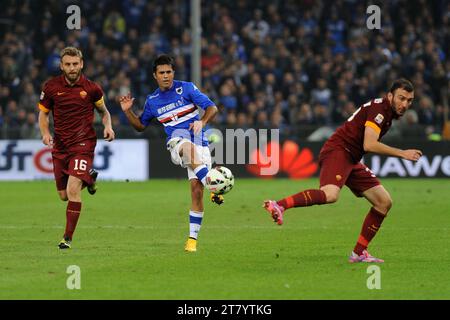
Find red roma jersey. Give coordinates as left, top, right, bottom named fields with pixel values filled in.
left=38, top=75, right=104, bottom=150
left=320, top=97, right=398, bottom=163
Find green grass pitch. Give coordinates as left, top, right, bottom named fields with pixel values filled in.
left=0, top=178, right=449, bottom=299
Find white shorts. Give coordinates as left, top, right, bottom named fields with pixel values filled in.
left=166, top=137, right=212, bottom=180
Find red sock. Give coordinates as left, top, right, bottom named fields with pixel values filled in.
left=64, top=201, right=82, bottom=240
left=277, top=189, right=327, bottom=209
left=353, top=207, right=386, bottom=255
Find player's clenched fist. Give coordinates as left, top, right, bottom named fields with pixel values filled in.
left=42, top=133, right=53, bottom=146
left=104, top=127, right=115, bottom=142
left=401, top=149, right=423, bottom=162
left=119, top=92, right=135, bottom=112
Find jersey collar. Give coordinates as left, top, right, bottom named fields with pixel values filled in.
left=61, top=74, right=85, bottom=87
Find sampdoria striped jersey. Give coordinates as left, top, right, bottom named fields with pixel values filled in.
left=139, top=80, right=215, bottom=146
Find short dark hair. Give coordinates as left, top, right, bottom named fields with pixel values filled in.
left=389, top=78, right=414, bottom=94
left=153, top=54, right=175, bottom=73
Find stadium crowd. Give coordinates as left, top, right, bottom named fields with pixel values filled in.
left=0, top=0, right=448, bottom=140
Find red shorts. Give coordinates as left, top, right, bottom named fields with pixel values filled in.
left=318, top=149, right=380, bottom=197
left=52, top=141, right=96, bottom=191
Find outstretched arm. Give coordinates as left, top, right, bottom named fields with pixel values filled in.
left=363, top=126, right=422, bottom=161
left=95, top=101, right=115, bottom=141
left=119, top=93, right=146, bottom=132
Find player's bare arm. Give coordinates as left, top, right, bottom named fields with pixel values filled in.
left=95, top=101, right=115, bottom=141
left=363, top=126, right=422, bottom=161
left=38, top=110, right=53, bottom=146
left=119, top=92, right=146, bottom=132
left=189, top=105, right=218, bottom=135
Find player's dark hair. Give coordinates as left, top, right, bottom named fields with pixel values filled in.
left=389, top=78, right=414, bottom=94
left=153, top=54, right=175, bottom=73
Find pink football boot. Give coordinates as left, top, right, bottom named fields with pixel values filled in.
left=263, top=200, right=285, bottom=225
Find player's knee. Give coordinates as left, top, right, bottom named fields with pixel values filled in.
left=66, top=185, right=81, bottom=199
left=323, top=188, right=339, bottom=203
left=58, top=192, right=68, bottom=201
left=381, top=197, right=393, bottom=213
left=320, top=185, right=340, bottom=203
left=191, top=184, right=203, bottom=200
left=191, top=178, right=203, bottom=194
left=326, top=193, right=339, bottom=203
left=374, top=196, right=392, bottom=215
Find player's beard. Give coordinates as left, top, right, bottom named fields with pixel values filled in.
left=392, top=103, right=405, bottom=118
left=64, top=70, right=81, bottom=84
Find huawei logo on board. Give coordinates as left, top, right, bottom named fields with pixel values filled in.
left=246, top=140, right=318, bottom=178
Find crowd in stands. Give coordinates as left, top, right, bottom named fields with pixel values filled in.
left=0, top=0, right=448, bottom=140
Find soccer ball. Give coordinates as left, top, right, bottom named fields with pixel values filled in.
left=205, top=166, right=234, bottom=195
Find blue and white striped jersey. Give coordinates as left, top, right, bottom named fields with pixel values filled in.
left=139, top=80, right=215, bottom=146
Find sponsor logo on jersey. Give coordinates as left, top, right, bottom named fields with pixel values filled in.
left=57, top=92, right=65, bottom=96
left=374, top=113, right=384, bottom=124
left=157, top=100, right=185, bottom=114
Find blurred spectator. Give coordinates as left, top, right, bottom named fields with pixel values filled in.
left=19, top=82, right=39, bottom=113
left=219, top=82, right=238, bottom=111
left=296, top=103, right=315, bottom=125
left=311, top=78, right=332, bottom=107
left=417, top=96, right=436, bottom=125
left=0, top=0, right=447, bottom=141
left=103, top=11, right=126, bottom=41
left=313, top=103, right=330, bottom=125
left=236, top=112, right=249, bottom=128
left=243, top=9, right=270, bottom=44
left=20, top=112, right=41, bottom=139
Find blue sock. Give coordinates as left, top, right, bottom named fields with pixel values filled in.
left=189, top=211, right=204, bottom=239
left=194, top=165, right=208, bottom=186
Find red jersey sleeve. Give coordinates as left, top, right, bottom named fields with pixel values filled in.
left=38, top=81, right=54, bottom=113
left=364, top=98, right=387, bottom=135
left=91, top=82, right=105, bottom=107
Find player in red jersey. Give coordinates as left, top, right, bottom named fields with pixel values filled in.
left=263, top=78, right=422, bottom=263
left=38, top=47, right=115, bottom=249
